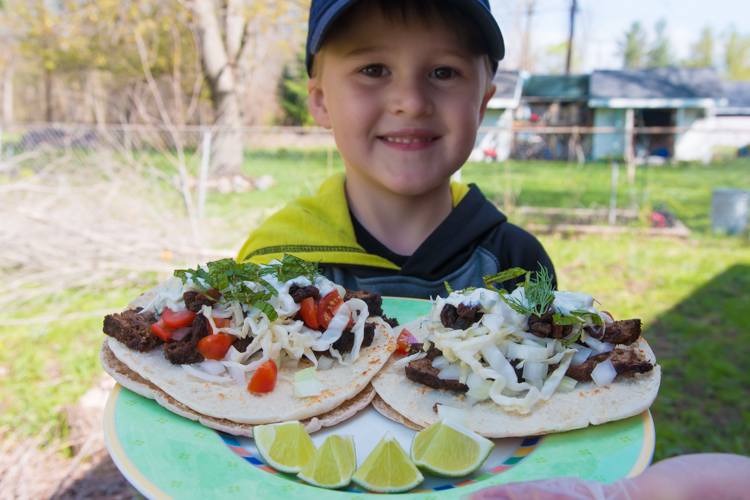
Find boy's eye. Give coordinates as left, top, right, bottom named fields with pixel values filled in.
left=360, top=65, right=389, bottom=77
left=430, top=67, right=457, bottom=80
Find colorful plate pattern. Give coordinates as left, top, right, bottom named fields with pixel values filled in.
left=104, top=297, right=655, bottom=499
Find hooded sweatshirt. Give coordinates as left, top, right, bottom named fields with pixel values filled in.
left=238, top=173, right=555, bottom=299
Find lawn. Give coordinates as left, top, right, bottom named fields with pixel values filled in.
left=1, top=147, right=748, bottom=465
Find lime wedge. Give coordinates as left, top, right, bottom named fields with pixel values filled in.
left=410, top=419, right=494, bottom=477
left=352, top=432, right=423, bottom=493
left=297, top=435, right=356, bottom=489
left=253, top=421, right=317, bottom=474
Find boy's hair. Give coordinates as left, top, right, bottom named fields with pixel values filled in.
left=309, top=0, right=498, bottom=89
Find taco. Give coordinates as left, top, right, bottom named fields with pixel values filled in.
left=101, top=255, right=397, bottom=436
left=371, top=268, right=661, bottom=438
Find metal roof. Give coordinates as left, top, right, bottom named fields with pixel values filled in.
left=588, top=68, right=725, bottom=109
left=486, top=70, right=523, bottom=108
left=717, top=80, right=750, bottom=115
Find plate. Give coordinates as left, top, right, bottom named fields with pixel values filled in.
left=104, top=297, right=655, bottom=499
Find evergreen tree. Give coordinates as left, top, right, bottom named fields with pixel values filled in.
left=620, top=22, right=647, bottom=68
left=647, top=19, right=673, bottom=68
left=278, top=49, right=315, bottom=126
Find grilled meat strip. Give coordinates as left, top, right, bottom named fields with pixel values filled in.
left=585, top=319, right=642, bottom=345
left=183, top=289, right=221, bottom=313
left=527, top=309, right=574, bottom=339
left=344, top=289, right=384, bottom=317
left=440, top=303, right=483, bottom=330
left=162, top=314, right=212, bottom=365
left=288, top=284, right=321, bottom=303
left=404, top=343, right=469, bottom=393
left=560, top=348, right=653, bottom=382
left=103, top=308, right=161, bottom=352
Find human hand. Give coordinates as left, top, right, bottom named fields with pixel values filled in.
left=464, top=453, right=750, bottom=500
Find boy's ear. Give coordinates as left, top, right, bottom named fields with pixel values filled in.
left=478, top=83, right=497, bottom=125
left=307, top=77, right=332, bottom=129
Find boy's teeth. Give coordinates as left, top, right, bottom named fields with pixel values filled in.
left=384, top=137, right=431, bottom=143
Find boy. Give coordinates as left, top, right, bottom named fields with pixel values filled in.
left=238, top=0, right=555, bottom=298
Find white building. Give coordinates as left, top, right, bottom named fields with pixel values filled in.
left=470, top=71, right=523, bottom=162
left=714, top=81, right=750, bottom=151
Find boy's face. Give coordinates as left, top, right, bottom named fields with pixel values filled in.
left=307, top=6, right=496, bottom=198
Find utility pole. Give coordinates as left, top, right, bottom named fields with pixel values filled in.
left=565, top=0, right=577, bottom=74
left=522, top=0, right=536, bottom=72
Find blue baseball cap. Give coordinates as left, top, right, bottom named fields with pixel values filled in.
left=305, top=0, right=505, bottom=76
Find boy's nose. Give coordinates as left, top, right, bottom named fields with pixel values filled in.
left=386, top=77, right=433, bottom=118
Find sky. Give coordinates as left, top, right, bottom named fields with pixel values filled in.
left=489, top=0, right=750, bottom=73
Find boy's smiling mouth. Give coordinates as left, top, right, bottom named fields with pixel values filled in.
left=377, top=130, right=441, bottom=150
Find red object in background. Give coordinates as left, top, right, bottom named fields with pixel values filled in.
left=530, top=112, right=540, bottom=122
left=649, top=212, right=667, bottom=228
left=484, top=148, right=498, bottom=158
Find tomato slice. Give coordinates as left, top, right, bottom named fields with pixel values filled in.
left=299, top=297, right=319, bottom=329
left=151, top=320, right=175, bottom=342
left=396, top=329, right=418, bottom=353
left=161, top=308, right=197, bottom=328
left=317, top=290, right=344, bottom=330
left=197, top=334, right=234, bottom=360
left=209, top=317, right=232, bottom=335
left=248, top=359, right=278, bottom=393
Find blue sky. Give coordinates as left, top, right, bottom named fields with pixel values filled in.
left=490, top=0, right=750, bottom=72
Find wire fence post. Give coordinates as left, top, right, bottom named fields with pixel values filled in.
left=609, top=161, right=619, bottom=225
left=198, top=130, right=211, bottom=220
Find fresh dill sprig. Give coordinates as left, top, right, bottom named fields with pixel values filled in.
left=444, top=281, right=453, bottom=294
left=497, top=265, right=555, bottom=317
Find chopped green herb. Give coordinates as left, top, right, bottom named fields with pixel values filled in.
left=444, top=281, right=454, bottom=294
left=261, top=253, right=321, bottom=283
left=498, top=265, right=555, bottom=318
left=483, top=268, right=528, bottom=288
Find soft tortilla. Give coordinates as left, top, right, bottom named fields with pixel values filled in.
left=371, top=319, right=661, bottom=438
left=103, top=281, right=396, bottom=427
left=101, top=341, right=375, bottom=437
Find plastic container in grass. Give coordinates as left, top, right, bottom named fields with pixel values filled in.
left=711, top=189, right=750, bottom=235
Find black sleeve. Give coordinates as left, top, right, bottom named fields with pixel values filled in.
left=484, top=222, right=557, bottom=292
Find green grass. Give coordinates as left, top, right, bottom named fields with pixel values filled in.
left=1, top=148, right=749, bottom=465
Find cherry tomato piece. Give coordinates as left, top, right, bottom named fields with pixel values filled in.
left=197, top=334, right=234, bottom=360
left=209, top=317, right=232, bottom=334
left=248, top=360, right=277, bottom=393
left=299, top=297, right=319, bottom=329
left=317, top=290, right=344, bottom=330
left=601, top=310, right=614, bottom=321
left=396, top=329, right=418, bottom=353
left=151, top=320, right=175, bottom=342
left=161, top=308, right=197, bottom=328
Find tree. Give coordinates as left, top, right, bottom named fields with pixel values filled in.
left=684, top=26, right=714, bottom=67
left=278, top=48, right=315, bottom=126
left=187, top=0, right=307, bottom=175
left=646, top=19, right=673, bottom=68
left=725, top=28, right=750, bottom=80
left=620, top=22, right=647, bottom=68
left=538, top=41, right=581, bottom=75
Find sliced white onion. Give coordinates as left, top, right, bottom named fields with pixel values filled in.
left=522, top=361, right=545, bottom=382
left=466, top=372, right=492, bottom=400
left=198, top=359, right=226, bottom=375
left=293, top=367, right=326, bottom=398
left=582, top=332, right=614, bottom=354
left=431, top=355, right=450, bottom=370
left=571, top=347, right=593, bottom=366
left=317, top=356, right=334, bottom=370
left=182, top=364, right=231, bottom=383
left=436, top=404, right=468, bottom=426
left=226, top=365, right=247, bottom=389
left=438, top=363, right=463, bottom=380
left=557, top=376, right=578, bottom=393
left=281, top=356, right=300, bottom=369
left=171, top=326, right=192, bottom=341
left=393, top=350, right=427, bottom=368
left=591, top=359, right=617, bottom=387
